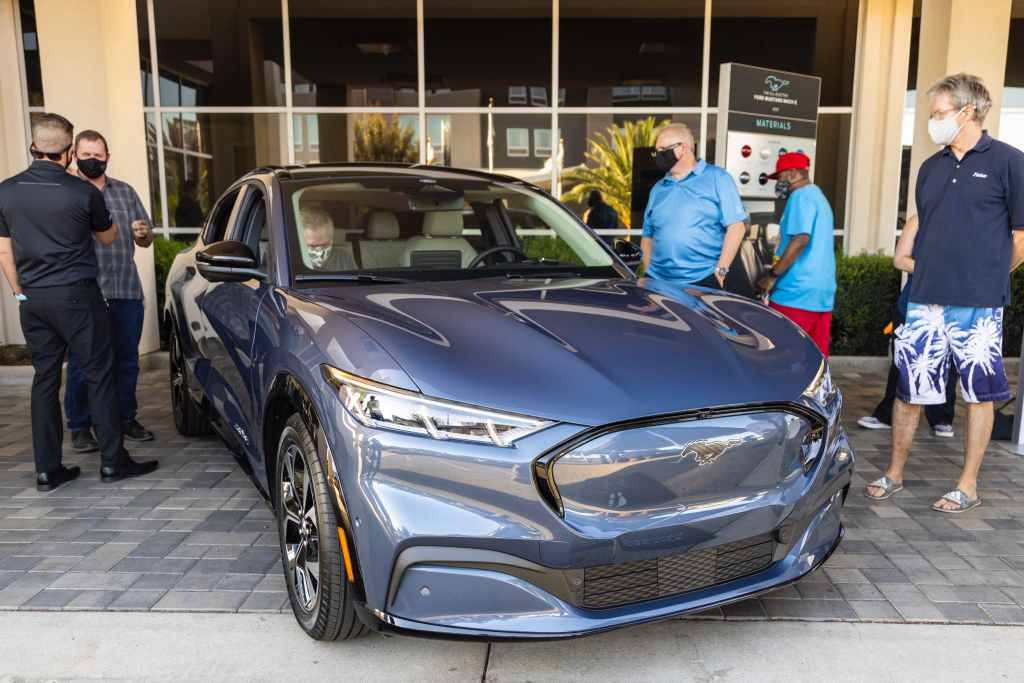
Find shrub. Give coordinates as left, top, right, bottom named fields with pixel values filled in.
left=831, top=253, right=902, bottom=356
left=152, top=236, right=190, bottom=315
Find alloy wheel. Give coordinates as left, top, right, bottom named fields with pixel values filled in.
left=281, top=443, right=321, bottom=611
left=169, top=334, right=186, bottom=428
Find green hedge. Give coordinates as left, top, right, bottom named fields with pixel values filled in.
left=153, top=236, right=190, bottom=317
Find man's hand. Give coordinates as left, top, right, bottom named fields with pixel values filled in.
left=756, top=272, right=777, bottom=293
left=132, top=219, right=154, bottom=247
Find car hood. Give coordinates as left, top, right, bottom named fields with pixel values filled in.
left=303, top=276, right=822, bottom=426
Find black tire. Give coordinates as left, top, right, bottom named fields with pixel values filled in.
left=276, top=414, right=367, bottom=641
left=169, top=327, right=210, bottom=437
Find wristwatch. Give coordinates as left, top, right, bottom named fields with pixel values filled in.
left=715, top=266, right=729, bottom=279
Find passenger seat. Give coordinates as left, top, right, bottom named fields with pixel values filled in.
left=401, top=212, right=477, bottom=269
left=358, top=211, right=406, bottom=269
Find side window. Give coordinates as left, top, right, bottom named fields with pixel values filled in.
left=232, top=184, right=271, bottom=269
left=202, top=188, right=242, bottom=244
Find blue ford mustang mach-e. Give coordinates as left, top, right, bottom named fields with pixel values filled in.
left=164, top=163, right=852, bottom=641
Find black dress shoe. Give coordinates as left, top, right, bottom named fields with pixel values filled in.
left=71, top=429, right=100, bottom=453
left=37, top=465, right=82, bottom=492
left=101, top=454, right=159, bottom=483
left=123, top=420, right=155, bottom=442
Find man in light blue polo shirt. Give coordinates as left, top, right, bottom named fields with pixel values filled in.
left=757, top=151, right=836, bottom=355
left=641, top=122, right=747, bottom=288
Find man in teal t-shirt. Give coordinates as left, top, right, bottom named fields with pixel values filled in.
left=757, top=152, right=837, bottom=355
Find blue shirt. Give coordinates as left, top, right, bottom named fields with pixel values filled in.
left=770, top=184, right=836, bottom=312
left=641, top=160, right=747, bottom=284
left=909, top=132, right=1024, bottom=308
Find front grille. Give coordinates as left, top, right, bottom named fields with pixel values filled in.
left=582, top=534, right=775, bottom=609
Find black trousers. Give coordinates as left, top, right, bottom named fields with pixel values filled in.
left=872, top=339, right=957, bottom=427
left=690, top=273, right=723, bottom=289
left=19, top=280, right=124, bottom=472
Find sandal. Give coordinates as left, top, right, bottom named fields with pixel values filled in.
left=864, top=476, right=903, bottom=501
left=932, top=489, right=982, bottom=514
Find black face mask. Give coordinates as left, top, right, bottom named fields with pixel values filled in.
left=774, top=180, right=791, bottom=200
left=77, top=157, right=108, bottom=179
left=654, top=147, right=679, bottom=173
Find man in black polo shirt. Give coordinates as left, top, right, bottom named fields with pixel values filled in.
left=865, top=74, right=1024, bottom=512
left=0, top=113, right=157, bottom=491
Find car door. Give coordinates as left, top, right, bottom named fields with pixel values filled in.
left=181, top=186, right=243, bottom=404
left=202, top=182, right=274, bottom=463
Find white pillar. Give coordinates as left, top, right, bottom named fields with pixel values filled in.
left=35, top=0, right=160, bottom=355
left=907, top=0, right=1012, bottom=216
left=844, top=0, right=914, bottom=255
left=0, top=0, right=29, bottom=344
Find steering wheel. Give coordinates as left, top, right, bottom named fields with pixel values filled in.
left=468, top=246, right=528, bottom=269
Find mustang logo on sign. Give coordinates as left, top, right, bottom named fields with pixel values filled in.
left=764, top=75, right=790, bottom=93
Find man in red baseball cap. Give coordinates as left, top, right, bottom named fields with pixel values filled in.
left=756, top=151, right=837, bottom=355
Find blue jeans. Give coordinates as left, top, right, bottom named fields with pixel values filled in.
left=65, top=298, right=145, bottom=431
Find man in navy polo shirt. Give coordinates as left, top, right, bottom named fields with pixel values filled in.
left=866, top=74, right=1024, bottom=513
left=641, top=123, right=747, bottom=288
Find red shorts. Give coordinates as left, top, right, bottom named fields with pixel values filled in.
left=770, top=302, right=832, bottom=357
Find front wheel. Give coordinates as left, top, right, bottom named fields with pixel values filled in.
left=169, top=327, right=210, bottom=437
left=276, top=414, right=367, bottom=641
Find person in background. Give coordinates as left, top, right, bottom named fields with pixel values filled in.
left=756, top=152, right=836, bottom=355
left=865, top=73, right=1024, bottom=512
left=174, top=179, right=204, bottom=228
left=64, top=130, right=157, bottom=451
left=301, top=206, right=355, bottom=271
left=641, top=123, right=747, bottom=288
left=858, top=217, right=957, bottom=437
left=585, top=190, right=621, bottom=233
left=0, top=114, right=157, bottom=490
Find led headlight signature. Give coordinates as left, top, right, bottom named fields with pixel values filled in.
left=321, top=365, right=553, bottom=447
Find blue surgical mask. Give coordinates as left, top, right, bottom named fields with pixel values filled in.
left=774, top=180, right=791, bottom=200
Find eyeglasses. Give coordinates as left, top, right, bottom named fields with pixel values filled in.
left=651, top=141, right=683, bottom=158
left=929, top=107, right=963, bottom=121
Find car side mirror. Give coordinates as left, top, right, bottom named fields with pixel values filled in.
left=195, top=240, right=265, bottom=283
left=612, top=238, right=643, bottom=268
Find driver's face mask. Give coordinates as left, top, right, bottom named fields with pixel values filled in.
left=307, top=245, right=332, bottom=269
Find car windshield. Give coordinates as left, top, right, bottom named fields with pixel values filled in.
left=282, top=173, right=619, bottom=283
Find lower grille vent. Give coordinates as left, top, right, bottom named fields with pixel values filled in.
left=582, top=534, right=775, bottom=609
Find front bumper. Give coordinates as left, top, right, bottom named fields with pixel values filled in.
left=323, top=392, right=853, bottom=640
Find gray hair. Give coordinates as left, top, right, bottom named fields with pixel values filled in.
left=927, top=73, right=992, bottom=122
left=300, top=205, right=334, bottom=237
left=655, top=122, right=695, bottom=152
left=31, top=113, right=74, bottom=153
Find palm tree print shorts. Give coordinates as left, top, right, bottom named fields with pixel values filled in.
left=894, top=303, right=1010, bottom=405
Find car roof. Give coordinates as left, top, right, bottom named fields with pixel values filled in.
left=248, top=162, right=538, bottom=189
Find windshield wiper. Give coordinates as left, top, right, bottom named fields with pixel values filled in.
left=295, top=273, right=412, bottom=284
left=504, top=270, right=582, bottom=280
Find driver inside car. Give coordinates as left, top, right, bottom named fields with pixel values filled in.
left=300, top=205, right=355, bottom=271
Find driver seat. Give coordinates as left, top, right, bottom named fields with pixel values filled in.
left=400, top=211, right=476, bottom=268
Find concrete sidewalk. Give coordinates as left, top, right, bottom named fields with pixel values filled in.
left=1, top=612, right=1022, bottom=682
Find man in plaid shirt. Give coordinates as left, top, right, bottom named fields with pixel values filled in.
left=65, top=130, right=157, bottom=451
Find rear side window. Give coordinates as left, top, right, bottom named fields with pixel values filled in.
left=202, top=188, right=241, bottom=244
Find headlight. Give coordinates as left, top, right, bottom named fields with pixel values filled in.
left=321, top=365, right=553, bottom=447
left=802, top=359, right=841, bottom=420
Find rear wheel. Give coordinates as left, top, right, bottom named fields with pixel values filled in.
left=169, top=327, right=210, bottom=436
left=276, top=414, right=367, bottom=641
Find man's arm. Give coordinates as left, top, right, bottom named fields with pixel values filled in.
left=1012, top=229, right=1024, bottom=272
left=94, top=223, right=118, bottom=246
left=717, top=221, right=746, bottom=285
left=894, top=214, right=918, bottom=273
left=757, top=234, right=809, bottom=292
left=641, top=236, right=653, bottom=271
left=0, top=236, right=20, bottom=295
left=130, top=189, right=155, bottom=248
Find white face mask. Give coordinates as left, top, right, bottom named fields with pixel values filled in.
left=928, top=106, right=966, bottom=146
left=308, top=245, right=332, bottom=269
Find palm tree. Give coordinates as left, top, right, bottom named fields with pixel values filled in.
left=353, top=113, right=418, bottom=163
left=560, top=117, right=670, bottom=229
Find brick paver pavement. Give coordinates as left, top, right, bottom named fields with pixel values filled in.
left=0, top=362, right=1023, bottom=624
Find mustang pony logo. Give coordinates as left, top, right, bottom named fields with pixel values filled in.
left=681, top=436, right=746, bottom=467
left=764, top=75, right=790, bottom=93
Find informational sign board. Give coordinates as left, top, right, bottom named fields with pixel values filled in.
left=715, top=64, right=822, bottom=211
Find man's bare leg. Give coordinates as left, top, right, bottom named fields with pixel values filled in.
left=867, top=398, right=920, bottom=498
left=933, top=401, right=992, bottom=510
